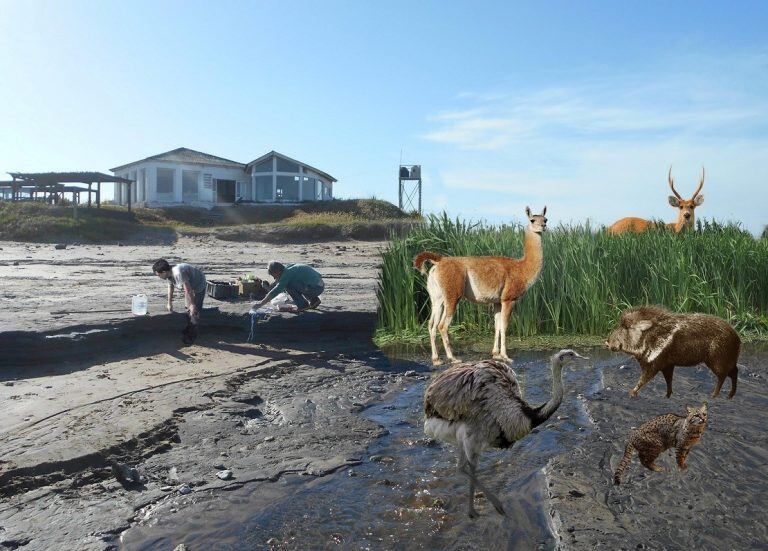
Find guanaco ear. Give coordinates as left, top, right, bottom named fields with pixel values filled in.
left=525, top=206, right=531, bottom=218
left=634, top=320, right=653, bottom=332
left=542, top=206, right=547, bottom=216
left=668, top=196, right=680, bottom=207
left=694, top=194, right=704, bottom=206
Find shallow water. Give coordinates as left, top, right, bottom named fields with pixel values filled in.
left=121, top=349, right=618, bottom=550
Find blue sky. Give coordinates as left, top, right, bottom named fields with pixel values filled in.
left=1, top=1, right=766, bottom=233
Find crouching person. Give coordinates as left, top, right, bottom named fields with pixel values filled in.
left=153, top=259, right=207, bottom=344
left=253, top=261, right=324, bottom=312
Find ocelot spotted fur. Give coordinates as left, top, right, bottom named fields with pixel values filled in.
left=614, top=403, right=708, bottom=485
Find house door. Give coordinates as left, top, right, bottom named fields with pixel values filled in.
left=215, top=179, right=236, bottom=203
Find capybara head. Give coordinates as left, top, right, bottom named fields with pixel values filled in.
left=606, top=318, right=653, bottom=352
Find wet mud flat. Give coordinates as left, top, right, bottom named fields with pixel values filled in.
left=2, top=228, right=767, bottom=551
left=120, top=349, right=611, bottom=550
left=0, top=234, right=400, bottom=551
left=120, top=346, right=768, bottom=551
left=547, top=343, right=768, bottom=550
left=0, top=317, right=425, bottom=550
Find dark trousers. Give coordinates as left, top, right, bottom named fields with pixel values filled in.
left=187, top=289, right=206, bottom=325
left=285, top=282, right=324, bottom=309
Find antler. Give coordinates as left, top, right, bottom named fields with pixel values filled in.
left=691, top=167, right=705, bottom=199
left=668, top=166, right=682, bottom=200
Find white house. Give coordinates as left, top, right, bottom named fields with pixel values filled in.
left=110, top=148, right=336, bottom=207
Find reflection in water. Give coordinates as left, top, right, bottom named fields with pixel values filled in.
left=121, top=349, right=617, bottom=550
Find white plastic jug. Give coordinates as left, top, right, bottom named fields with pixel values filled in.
left=132, top=294, right=148, bottom=316
left=270, top=292, right=292, bottom=306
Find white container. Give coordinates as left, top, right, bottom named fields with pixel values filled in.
left=270, top=292, right=292, bottom=306
left=132, top=294, right=148, bottom=316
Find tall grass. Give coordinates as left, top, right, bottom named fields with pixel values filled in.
left=376, top=215, right=768, bottom=342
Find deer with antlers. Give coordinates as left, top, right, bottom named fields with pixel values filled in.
left=606, top=167, right=705, bottom=235
left=413, top=207, right=547, bottom=366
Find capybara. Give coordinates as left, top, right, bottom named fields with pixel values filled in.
left=606, top=305, right=740, bottom=398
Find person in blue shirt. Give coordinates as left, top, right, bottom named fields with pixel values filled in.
left=253, top=261, right=324, bottom=312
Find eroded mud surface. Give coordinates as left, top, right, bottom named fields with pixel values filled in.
left=120, top=349, right=607, bottom=550
left=2, top=236, right=767, bottom=550
left=547, top=344, right=768, bottom=549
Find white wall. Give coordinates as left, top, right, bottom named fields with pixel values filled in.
left=115, top=162, right=248, bottom=207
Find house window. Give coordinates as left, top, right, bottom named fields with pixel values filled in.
left=254, top=175, right=273, bottom=201
left=252, top=159, right=273, bottom=173
left=216, top=179, right=236, bottom=203
left=276, top=157, right=300, bottom=173
left=301, top=177, right=315, bottom=201
left=276, top=175, right=299, bottom=201
left=182, top=170, right=199, bottom=203
left=157, top=168, right=175, bottom=195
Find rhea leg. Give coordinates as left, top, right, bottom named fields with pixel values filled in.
left=661, top=366, right=674, bottom=398
left=458, top=450, right=506, bottom=517
left=457, top=448, right=478, bottom=518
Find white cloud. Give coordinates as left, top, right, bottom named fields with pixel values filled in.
left=420, top=51, right=768, bottom=234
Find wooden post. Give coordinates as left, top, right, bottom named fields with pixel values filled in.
left=96, top=182, right=101, bottom=208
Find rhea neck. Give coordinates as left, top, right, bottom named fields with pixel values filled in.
left=529, top=359, right=564, bottom=427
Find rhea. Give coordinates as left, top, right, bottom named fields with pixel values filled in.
left=423, top=349, right=589, bottom=518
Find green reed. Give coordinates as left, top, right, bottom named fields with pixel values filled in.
left=376, top=215, right=768, bottom=342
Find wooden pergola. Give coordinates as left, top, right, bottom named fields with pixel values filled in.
left=1, top=171, right=134, bottom=210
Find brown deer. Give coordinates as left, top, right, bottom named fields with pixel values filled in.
left=413, top=207, right=547, bottom=366
left=606, top=167, right=705, bottom=234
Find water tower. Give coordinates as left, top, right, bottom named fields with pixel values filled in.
left=398, top=164, right=422, bottom=214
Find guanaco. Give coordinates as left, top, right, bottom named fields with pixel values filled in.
left=413, top=207, right=547, bottom=365
left=607, top=167, right=705, bottom=235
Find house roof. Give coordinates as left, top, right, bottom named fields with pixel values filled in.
left=245, top=150, right=337, bottom=182
left=110, top=147, right=246, bottom=172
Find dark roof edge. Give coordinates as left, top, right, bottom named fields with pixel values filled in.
left=110, top=147, right=245, bottom=172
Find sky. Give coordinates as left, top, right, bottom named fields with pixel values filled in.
left=1, top=1, right=766, bottom=233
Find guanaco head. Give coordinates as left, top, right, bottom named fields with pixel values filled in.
left=668, top=166, right=705, bottom=230
left=525, top=206, right=548, bottom=234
